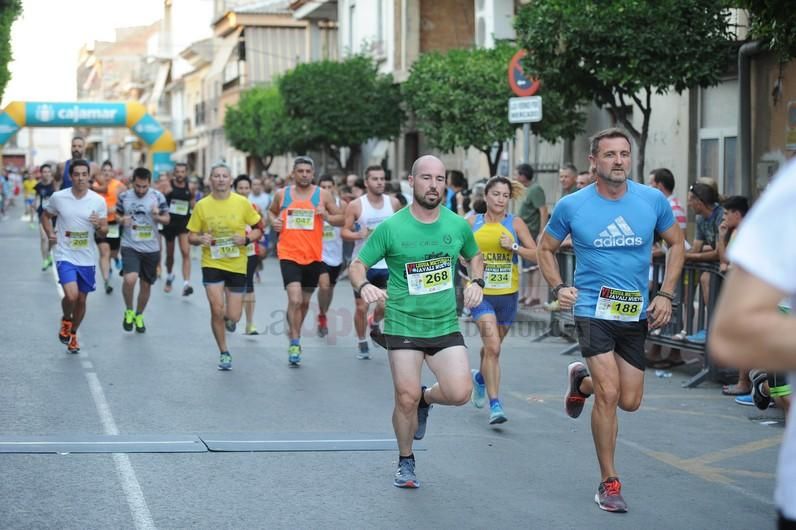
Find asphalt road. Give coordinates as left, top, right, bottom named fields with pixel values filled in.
left=0, top=204, right=783, bottom=529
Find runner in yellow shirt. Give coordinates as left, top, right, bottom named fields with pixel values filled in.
left=187, top=162, right=263, bottom=370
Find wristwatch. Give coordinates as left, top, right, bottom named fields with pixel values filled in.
left=552, top=283, right=568, bottom=299
left=471, top=278, right=485, bottom=289
left=511, top=243, right=520, bottom=252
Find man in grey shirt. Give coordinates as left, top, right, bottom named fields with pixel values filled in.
left=117, top=167, right=170, bottom=333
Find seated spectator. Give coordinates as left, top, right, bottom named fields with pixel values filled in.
left=686, top=183, right=724, bottom=263
left=558, top=163, right=577, bottom=197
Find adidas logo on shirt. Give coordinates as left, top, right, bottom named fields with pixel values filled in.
left=593, top=216, right=643, bottom=248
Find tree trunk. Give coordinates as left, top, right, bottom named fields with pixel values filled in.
left=480, top=143, right=502, bottom=178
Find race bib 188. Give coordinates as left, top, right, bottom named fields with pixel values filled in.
left=406, top=257, right=453, bottom=296
left=595, top=286, right=643, bottom=322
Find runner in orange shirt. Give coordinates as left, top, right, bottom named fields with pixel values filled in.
left=268, top=156, right=344, bottom=366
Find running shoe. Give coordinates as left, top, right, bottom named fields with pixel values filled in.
left=685, top=329, right=707, bottom=344
left=164, top=275, right=174, bottom=293
left=470, top=369, right=486, bottom=408
left=357, top=341, right=371, bottom=360
left=393, top=458, right=419, bottom=488
left=123, top=309, right=135, bottom=332
left=182, top=284, right=194, bottom=297
left=317, top=314, right=328, bottom=338
left=735, top=394, right=754, bottom=406
left=595, top=477, right=628, bottom=513
left=114, top=257, right=122, bottom=270
left=104, top=280, right=113, bottom=294
left=41, top=256, right=52, bottom=271
left=751, top=370, right=772, bottom=410
left=67, top=333, right=80, bottom=354
left=565, top=361, right=590, bottom=419
left=414, top=387, right=431, bottom=440
left=224, top=317, right=236, bottom=333
left=59, top=318, right=72, bottom=344
left=489, top=401, right=508, bottom=424
left=218, top=352, right=232, bottom=371
left=288, top=344, right=302, bottom=366
left=134, top=313, right=146, bottom=333
left=245, top=323, right=259, bottom=335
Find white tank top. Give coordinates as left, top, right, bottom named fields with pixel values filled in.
left=322, top=196, right=343, bottom=266
left=353, top=194, right=394, bottom=269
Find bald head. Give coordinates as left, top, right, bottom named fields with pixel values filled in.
left=410, top=155, right=445, bottom=179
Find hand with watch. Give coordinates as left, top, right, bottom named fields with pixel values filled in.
left=552, top=282, right=579, bottom=310
left=463, top=277, right=485, bottom=308
left=647, top=289, right=675, bottom=329
left=356, top=280, right=387, bottom=305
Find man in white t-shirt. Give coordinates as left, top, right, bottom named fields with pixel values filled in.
left=710, top=159, right=796, bottom=526
left=41, top=159, right=108, bottom=354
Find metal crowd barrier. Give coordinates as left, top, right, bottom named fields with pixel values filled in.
left=533, top=250, right=725, bottom=388
left=648, top=258, right=724, bottom=388
left=532, top=249, right=580, bottom=355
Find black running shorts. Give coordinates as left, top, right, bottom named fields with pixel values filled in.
left=574, top=317, right=648, bottom=371
left=382, top=332, right=466, bottom=356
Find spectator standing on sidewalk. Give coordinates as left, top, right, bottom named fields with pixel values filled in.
left=515, top=163, right=547, bottom=307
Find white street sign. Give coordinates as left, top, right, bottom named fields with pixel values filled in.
left=508, top=96, right=542, bottom=124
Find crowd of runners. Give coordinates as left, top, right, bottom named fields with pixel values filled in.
left=21, top=129, right=796, bottom=521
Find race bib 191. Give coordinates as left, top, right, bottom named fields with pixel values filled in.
left=67, top=230, right=89, bottom=249
left=286, top=208, right=315, bottom=230
left=210, top=236, right=241, bottom=260
left=169, top=200, right=189, bottom=216
left=485, top=261, right=512, bottom=289
left=106, top=224, right=120, bottom=239
left=132, top=224, right=154, bottom=241
left=406, top=257, right=453, bottom=296
left=594, top=286, right=643, bottom=322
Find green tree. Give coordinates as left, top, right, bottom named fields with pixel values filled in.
left=278, top=55, right=403, bottom=171
left=516, top=0, right=735, bottom=178
left=738, top=1, right=796, bottom=59
left=403, top=42, right=583, bottom=176
left=0, top=0, right=22, bottom=102
left=224, top=85, right=295, bottom=171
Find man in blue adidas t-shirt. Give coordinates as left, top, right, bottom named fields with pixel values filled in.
left=537, top=128, right=685, bottom=513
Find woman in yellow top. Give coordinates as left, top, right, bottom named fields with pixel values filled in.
left=468, top=176, right=538, bottom=424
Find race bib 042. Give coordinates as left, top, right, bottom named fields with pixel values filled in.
left=286, top=208, right=315, bottom=230
left=594, top=286, right=643, bottom=322
left=406, top=257, right=453, bottom=296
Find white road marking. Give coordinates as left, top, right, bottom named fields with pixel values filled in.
left=51, top=270, right=156, bottom=530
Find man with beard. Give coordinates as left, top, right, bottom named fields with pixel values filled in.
left=341, top=165, right=401, bottom=360
left=269, top=156, right=343, bottom=366
left=349, top=155, right=485, bottom=489
left=117, top=167, right=170, bottom=333
left=537, top=128, right=684, bottom=513
left=161, top=162, right=194, bottom=296
left=58, top=136, right=88, bottom=190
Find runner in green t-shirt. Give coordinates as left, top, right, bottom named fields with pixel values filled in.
left=349, top=155, right=485, bottom=489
